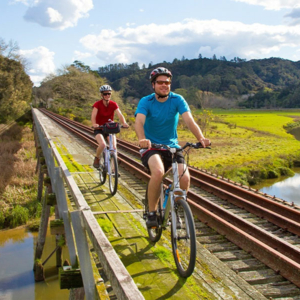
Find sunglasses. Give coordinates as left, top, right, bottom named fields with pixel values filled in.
left=103, top=93, right=111, bottom=96
left=155, top=80, right=171, bottom=86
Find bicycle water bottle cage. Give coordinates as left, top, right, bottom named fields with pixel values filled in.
left=103, top=122, right=120, bottom=134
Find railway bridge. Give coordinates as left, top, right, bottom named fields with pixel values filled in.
left=32, top=108, right=300, bottom=300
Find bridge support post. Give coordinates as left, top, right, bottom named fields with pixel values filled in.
left=34, top=186, right=51, bottom=281
left=71, top=210, right=95, bottom=300
left=69, top=288, right=85, bottom=300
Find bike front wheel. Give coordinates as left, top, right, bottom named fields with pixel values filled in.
left=108, top=152, right=118, bottom=195
left=171, top=199, right=196, bottom=278
left=99, top=152, right=107, bottom=185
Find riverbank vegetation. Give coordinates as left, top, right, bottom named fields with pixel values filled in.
left=0, top=120, right=41, bottom=229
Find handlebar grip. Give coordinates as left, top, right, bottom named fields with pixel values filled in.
left=195, top=142, right=211, bottom=149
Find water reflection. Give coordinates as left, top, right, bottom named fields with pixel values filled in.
left=253, top=169, right=300, bottom=207
left=0, top=227, right=69, bottom=300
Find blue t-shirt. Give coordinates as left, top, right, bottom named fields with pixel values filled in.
left=135, top=92, right=190, bottom=148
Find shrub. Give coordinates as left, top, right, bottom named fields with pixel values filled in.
left=27, top=201, right=42, bottom=219
left=267, top=170, right=279, bottom=179
left=0, top=211, right=5, bottom=229
left=277, top=167, right=294, bottom=177
left=9, top=205, right=29, bottom=228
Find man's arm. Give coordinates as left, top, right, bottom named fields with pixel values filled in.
left=135, top=113, right=151, bottom=148
left=115, top=108, right=129, bottom=127
left=182, top=111, right=210, bottom=147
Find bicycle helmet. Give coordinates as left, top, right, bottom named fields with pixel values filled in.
left=149, top=67, right=172, bottom=83
left=99, top=85, right=112, bottom=93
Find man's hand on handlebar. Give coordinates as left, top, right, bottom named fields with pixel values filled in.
left=139, top=139, right=151, bottom=149
left=198, top=138, right=211, bottom=148
left=122, top=123, right=129, bottom=128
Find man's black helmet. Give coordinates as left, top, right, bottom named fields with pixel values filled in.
left=149, top=67, right=172, bottom=83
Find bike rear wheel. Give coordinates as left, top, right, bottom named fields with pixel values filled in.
left=99, top=152, right=107, bottom=185
left=171, top=199, right=196, bottom=278
left=145, top=183, right=163, bottom=242
left=108, top=152, right=118, bottom=195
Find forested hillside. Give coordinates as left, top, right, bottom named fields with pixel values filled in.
left=0, top=39, right=32, bottom=123
left=34, top=56, right=300, bottom=121
left=98, top=57, right=300, bottom=109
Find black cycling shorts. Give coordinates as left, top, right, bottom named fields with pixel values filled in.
left=94, top=129, right=109, bottom=139
left=141, top=149, right=185, bottom=173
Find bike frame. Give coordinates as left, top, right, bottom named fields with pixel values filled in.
left=103, top=133, right=116, bottom=174
left=160, top=148, right=189, bottom=237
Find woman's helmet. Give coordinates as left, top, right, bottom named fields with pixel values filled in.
left=149, top=67, right=172, bottom=83
left=99, top=85, right=112, bottom=93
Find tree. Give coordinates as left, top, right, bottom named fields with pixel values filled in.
left=71, top=60, right=91, bottom=73
left=0, top=38, right=32, bottom=122
left=198, top=109, right=213, bottom=136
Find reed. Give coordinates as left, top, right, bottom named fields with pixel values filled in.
left=0, top=124, right=40, bottom=229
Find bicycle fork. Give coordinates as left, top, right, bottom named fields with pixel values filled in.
left=104, top=134, right=117, bottom=174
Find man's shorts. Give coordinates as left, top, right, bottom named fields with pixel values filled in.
left=94, top=129, right=109, bottom=139
left=140, top=149, right=185, bottom=173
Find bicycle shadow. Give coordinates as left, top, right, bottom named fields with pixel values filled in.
left=131, top=268, right=188, bottom=299
left=111, top=237, right=189, bottom=283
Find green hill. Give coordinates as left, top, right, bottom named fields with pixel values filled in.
left=98, top=57, right=300, bottom=109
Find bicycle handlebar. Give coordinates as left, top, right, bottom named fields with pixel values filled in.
left=151, top=142, right=211, bottom=151
left=92, top=124, right=128, bottom=129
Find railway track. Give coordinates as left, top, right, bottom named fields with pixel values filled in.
left=39, top=108, right=300, bottom=299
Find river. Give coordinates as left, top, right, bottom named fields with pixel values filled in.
left=0, top=227, right=69, bottom=300
left=252, top=125, right=300, bottom=208
left=252, top=168, right=300, bottom=207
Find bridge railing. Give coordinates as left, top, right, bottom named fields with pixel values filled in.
left=32, top=108, right=144, bottom=300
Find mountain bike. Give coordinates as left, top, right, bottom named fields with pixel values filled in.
left=94, top=121, right=122, bottom=196
left=143, top=142, right=207, bottom=277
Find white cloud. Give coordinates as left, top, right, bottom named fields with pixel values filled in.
left=73, top=50, right=92, bottom=60
left=23, top=0, right=93, bottom=30
left=232, top=0, right=300, bottom=11
left=80, top=19, right=300, bottom=66
left=47, top=7, right=63, bottom=23
left=19, top=46, right=55, bottom=86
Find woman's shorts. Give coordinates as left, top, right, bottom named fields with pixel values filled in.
left=94, top=129, right=109, bottom=139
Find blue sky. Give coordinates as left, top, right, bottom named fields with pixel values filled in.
left=1, top=0, right=300, bottom=86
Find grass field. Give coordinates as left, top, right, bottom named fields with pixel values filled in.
left=181, top=109, right=300, bottom=184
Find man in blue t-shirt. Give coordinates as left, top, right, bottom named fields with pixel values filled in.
left=135, top=67, right=210, bottom=228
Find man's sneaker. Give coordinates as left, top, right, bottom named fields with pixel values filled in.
left=176, top=215, right=183, bottom=229
left=93, top=157, right=100, bottom=169
left=146, top=211, right=158, bottom=228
